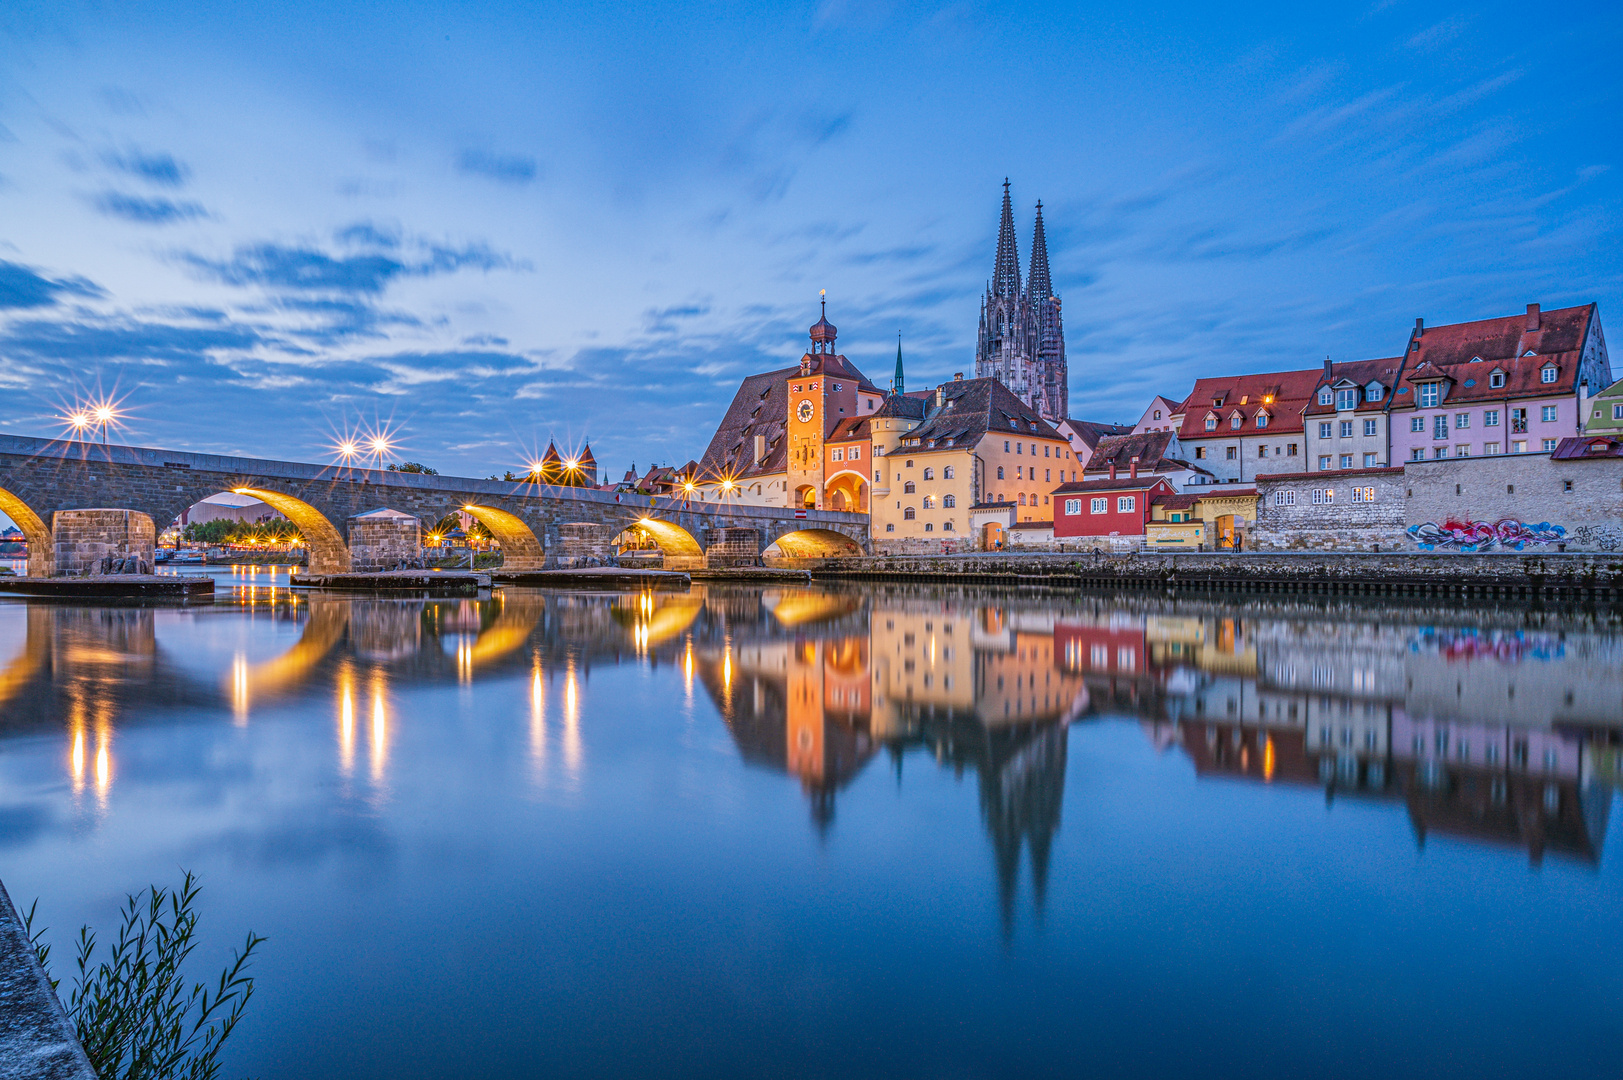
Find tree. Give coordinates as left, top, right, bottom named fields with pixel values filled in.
left=387, top=462, right=438, bottom=475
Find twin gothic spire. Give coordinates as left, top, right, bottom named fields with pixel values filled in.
left=975, top=179, right=1068, bottom=421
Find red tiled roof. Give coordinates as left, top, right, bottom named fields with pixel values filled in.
left=1153, top=493, right=1202, bottom=510
left=1176, top=368, right=1323, bottom=438
left=1551, top=435, right=1623, bottom=460
left=1408, top=303, right=1594, bottom=369
left=1395, top=352, right=1583, bottom=405
left=1302, top=357, right=1406, bottom=416
left=1053, top=476, right=1175, bottom=494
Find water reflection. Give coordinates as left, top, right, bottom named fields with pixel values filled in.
left=2, top=588, right=1619, bottom=876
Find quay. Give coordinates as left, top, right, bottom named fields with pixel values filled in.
left=782, top=550, right=1623, bottom=603
left=290, top=570, right=489, bottom=595
left=0, top=574, right=213, bottom=600
left=492, top=567, right=691, bottom=590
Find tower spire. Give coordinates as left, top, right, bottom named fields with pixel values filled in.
left=893, top=333, right=904, bottom=396
left=992, top=178, right=1021, bottom=299
left=1028, top=200, right=1052, bottom=302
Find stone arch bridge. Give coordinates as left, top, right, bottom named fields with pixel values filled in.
left=0, top=434, right=868, bottom=575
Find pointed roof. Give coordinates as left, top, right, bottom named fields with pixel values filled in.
left=576, top=442, right=596, bottom=465
left=893, top=335, right=904, bottom=395
left=540, top=441, right=562, bottom=465
left=992, top=179, right=1021, bottom=300
left=1028, top=200, right=1052, bottom=302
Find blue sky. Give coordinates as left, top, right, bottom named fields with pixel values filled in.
left=1, top=0, right=1619, bottom=482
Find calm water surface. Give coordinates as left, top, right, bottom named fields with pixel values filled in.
left=1, top=576, right=1620, bottom=1079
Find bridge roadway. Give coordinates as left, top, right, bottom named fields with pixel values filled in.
left=0, top=433, right=869, bottom=576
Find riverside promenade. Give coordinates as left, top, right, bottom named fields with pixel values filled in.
left=774, top=550, right=1623, bottom=603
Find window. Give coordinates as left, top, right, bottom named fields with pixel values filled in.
left=1154, top=410, right=1162, bottom=420
left=1004, top=440, right=1010, bottom=451
left=1311, top=488, right=1334, bottom=504
left=1541, top=365, right=1558, bottom=383
left=1363, top=453, right=1377, bottom=467
left=831, top=448, right=843, bottom=461
left=1194, top=447, right=1206, bottom=459
left=996, top=466, right=1004, bottom=479
left=922, top=467, right=934, bottom=480
left=1230, top=415, right=1242, bottom=429
left=1319, top=455, right=1332, bottom=470
left=903, top=507, right=915, bottom=519
left=942, top=466, right=953, bottom=479
left=1044, top=445, right=1050, bottom=457
left=885, top=523, right=894, bottom=532
left=943, top=494, right=956, bottom=507
left=1205, top=415, right=1217, bottom=431
left=1016, top=466, right=1024, bottom=480
left=1489, top=371, right=1506, bottom=388
left=1410, top=416, right=1425, bottom=432
left=906, top=459, right=915, bottom=467
left=1453, top=412, right=1470, bottom=429
left=1317, top=387, right=1333, bottom=405
left=1257, top=412, right=1269, bottom=428
left=1484, top=410, right=1499, bottom=427
left=1336, top=388, right=1357, bottom=410
left=1351, top=486, right=1375, bottom=503
left=1064, top=498, right=1081, bottom=515
left=1511, top=408, right=1528, bottom=432
left=1367, top=384, right=1384, bottom=402
left=1339, top=420, right=1353, bottom=438
left=1364, top=419, right=1378, bottom=437
left=903, top=481, right=915, bottom=494
left=1540, top=405, right=1558, bottom=422
left=1018, top=494, right=1026, bottom=506
left=924, top=523, right=933, bottom=532
left=1485, top=441, right=1501, bottom=455
left=1513, top=440, right=1528, bottom=454
left=1272, top=490, right=1296, bottom=507
left=1090, top=497, right=1107, bottom=514
left=1016, top=443, right=1022, bottom=454
left=1339, top=454, right=1353, bottom=469
left=1419, top=384, right=1440, bottom=408
left=1411, top=448, right=1425, bottom=461
left=922, top=496, right=934, bottom=509
left=1434, top=447, right=1448, bottom=459
left=1432, top=415, right=1448, bottom=439
left=1319, top=422, right=1333, bottom=439
left=850, top=446, right=861, bottom=459
left=1117, top=496, right=1136, bottom=512
left=1225, top=446, right=1237, bottom=460
left=942, top=521, right=954, bottom=531
left=1258, top=446, right=1268, bottom=458
left=1287, top=443, right=1298, bottom=456
left=1542, top=438, right=1558, bottom=451
left=1455, top=446, right=1471, bottom=457
left=1562, top=480, right=1574, bottom=492
left=1614, top=404, right=1623, bottom=420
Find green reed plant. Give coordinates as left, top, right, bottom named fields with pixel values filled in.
left=25, top=871, right=264, bottom=1080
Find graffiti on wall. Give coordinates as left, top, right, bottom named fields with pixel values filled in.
left=1407, top=518, right=1566, bottom=551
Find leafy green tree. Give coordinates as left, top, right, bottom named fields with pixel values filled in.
left=387, top=462, right=438, bottom=475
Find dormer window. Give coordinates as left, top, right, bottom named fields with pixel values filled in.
left=1256, top=411, right=1270, bottom=428
left=1317, top=387, right=1333, bottom=406
left=1230, top=414, right=1243, bottom=430
left=1366, top=383, right=1384, bottom=402
left=1335, top=388, right=1358, bottom=411
left=1419, top=383, right=1440, bottom=408
left=1470, top=356, right=1483, bottom=363
left=1489, top=371, right=1506, bottom=389
left=1204, top=414, right=1218, bottom=431
left=1541, top=364, right=1558, bottom=384
left=1524, top=350, right=1537, bottom=357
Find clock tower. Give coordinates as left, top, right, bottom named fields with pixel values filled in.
left=786, top=303, right=840, bottom=509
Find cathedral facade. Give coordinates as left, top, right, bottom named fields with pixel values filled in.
left=974, top=181, right=1068, bottom=422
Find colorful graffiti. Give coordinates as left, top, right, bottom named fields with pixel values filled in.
left=1407, top=518, right=1566, bottom=551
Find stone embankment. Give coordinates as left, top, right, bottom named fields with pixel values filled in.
left=771, top=551, right=1623, bottom=602
left=0, top=574, right=213, bottom=600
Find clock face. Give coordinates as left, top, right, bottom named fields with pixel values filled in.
left=796, top=400, right=815, bottom=423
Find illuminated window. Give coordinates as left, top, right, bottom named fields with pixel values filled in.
left=1311, top=488, right=1333, bottom=504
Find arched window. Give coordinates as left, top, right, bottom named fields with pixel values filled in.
left=943, top=520, right=954, bottom=531
left=924, top=522, right=934, bottom=532
left=905, top=459, right=915, bottom=468
left=942, top=494, right=956, bottom=508
left=943, top=466, right=954, bottom=479
left=997, top=466, right=1005, bottom=479
left=1018, top=493, right=1027, bottom=506
left=922, top=467, right=934, bottom=480
left=903, top=481, right=916, bottom=494
left=1030, top=492, right=1038, bottom=505
left=922, top=496, right=934, bottom=509
left=903, top=507, right=916, bottom=520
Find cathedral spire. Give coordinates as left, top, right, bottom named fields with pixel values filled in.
left=892, top=333, right=904, bottom=395
left=1028, top=200, right=1052, bottom=302
left=992, top=178, right=1021, bottom=299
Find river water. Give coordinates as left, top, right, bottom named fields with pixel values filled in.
left=1, top=576, right=1620, bottom=1078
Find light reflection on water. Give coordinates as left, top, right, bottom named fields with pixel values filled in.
left=0, top=585, right=1620, bottom=1079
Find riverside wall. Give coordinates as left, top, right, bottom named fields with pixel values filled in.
left=766, top=550, right=1623, bottom=601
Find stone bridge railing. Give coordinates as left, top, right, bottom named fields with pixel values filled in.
left=0, top=434, right=869, bottom=575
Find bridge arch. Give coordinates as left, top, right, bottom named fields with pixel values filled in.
left=459, top=505, right=545, bottom=571
left=232, top=487, right=351, bottom=574
left=0, top=486, right=52, bottom=576
left=765, top=529, right=864, bottom=558
left=613, top=518, right=703, bottom=557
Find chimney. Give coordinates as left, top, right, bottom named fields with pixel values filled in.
left=954, top=372, right=963, bottom=381
left=1129, top=455, right=1139, bottom=479
left=1526, top=303, right=1541, bottom=331
left=1323, top=355, right=1332, bottom=377
left=1108, top=460, right=1117, bottom=481
left=754, top=434, right=766, bottom=463
left=934, top=387, right=944, bottom=408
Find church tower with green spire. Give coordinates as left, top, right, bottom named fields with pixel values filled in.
left=892, top=334, right=904, bottom=395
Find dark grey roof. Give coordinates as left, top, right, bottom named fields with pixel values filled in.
left=697, top=366, right=797, bottom=482
left=899, top=377, right=1065, bottom=451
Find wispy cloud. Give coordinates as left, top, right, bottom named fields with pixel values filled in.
left=102, top=147, right=189, bottom=186
left=456, top=150, right=538, bottom=184
left=0, top=261, right=105, bottom=310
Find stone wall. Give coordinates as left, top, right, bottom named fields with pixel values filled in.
left=704, top=526, right=762, bottom=568
left=346, top=511, right=420, bottom=572
left=1252, top=469, right=1406, bottom=551
left=1404, top=453, right=1623, bottom=552
left=553, top=522, right=618, bottom=567
left=51, top=508, right=156, bottom=574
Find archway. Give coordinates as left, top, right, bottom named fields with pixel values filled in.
left=765, top=529, right=864, bottom=558
left=824, top=471, right=868, bottom=513
left=0, top=487, right=52, bottom=576
left=232, top=488, right=352, bottom=574
left=794, top=485, right=817, bottom=509
left=459, top=505, right=546, bottom=571
left=613, top=518, right=703, bottom=557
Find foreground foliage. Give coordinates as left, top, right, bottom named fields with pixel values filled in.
left=26, top=871, right=264, bottom=1080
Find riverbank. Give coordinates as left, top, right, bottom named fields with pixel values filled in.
left=0, top=574, right=214, bottom=600
left=771, top=550, right=1623, bottom=602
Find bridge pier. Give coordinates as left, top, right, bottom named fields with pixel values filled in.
left=53, top=509, right=155, bottom=575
